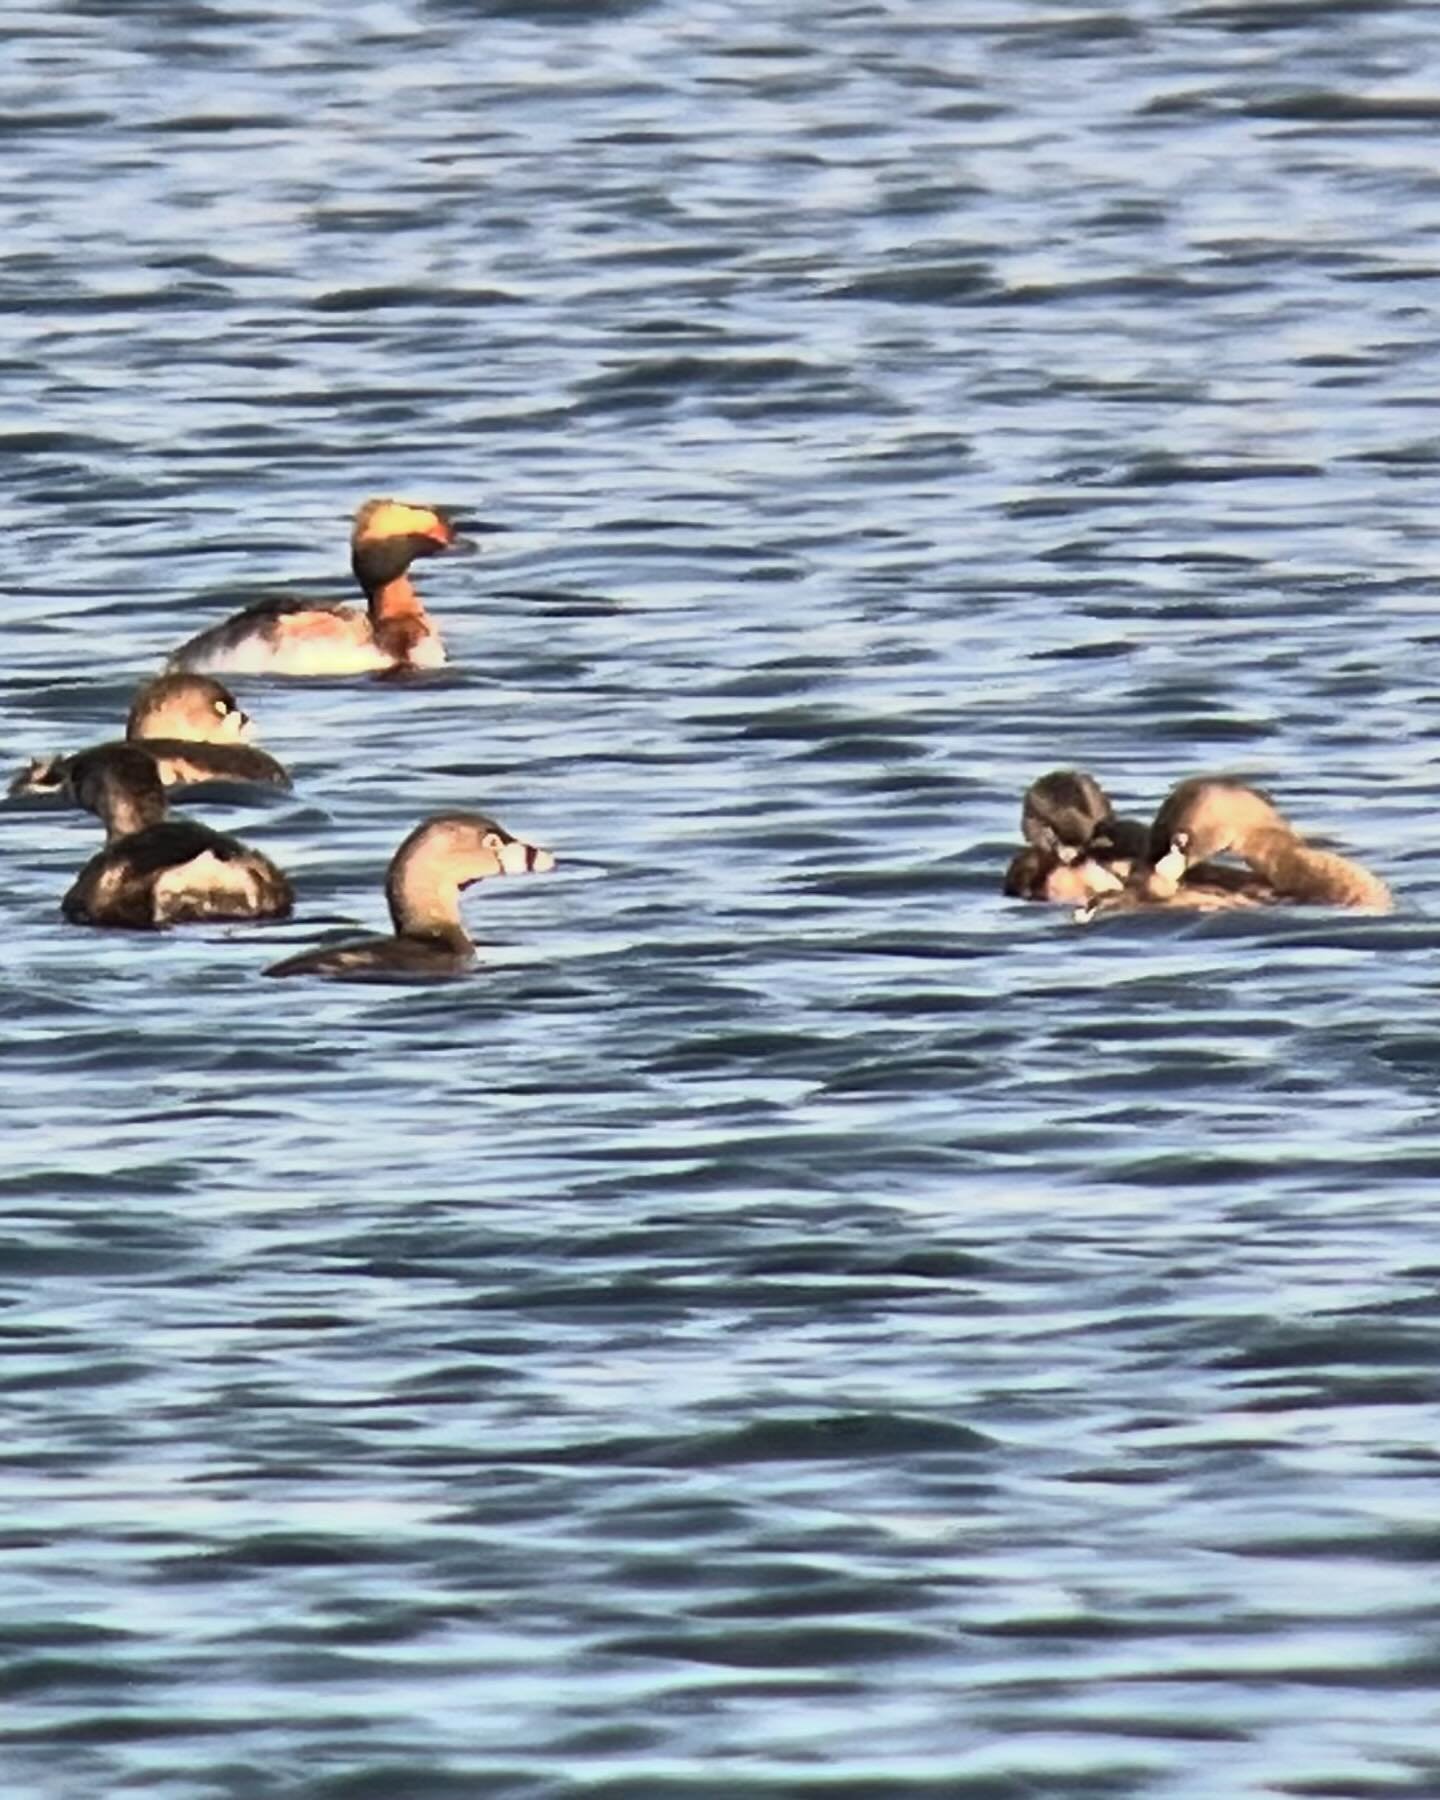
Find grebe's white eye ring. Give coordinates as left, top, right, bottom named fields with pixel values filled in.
left=214, top=698, right=230, bottom=715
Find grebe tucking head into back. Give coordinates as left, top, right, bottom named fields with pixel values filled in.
left=8, top=673, right=291, bottom=799
left=265, top=812, right=555, bottom=981
left=61, top=743, right=293, bottom=929
left=1148, top=777, right=1391, bottom=911
left=1080, top=776, right=1389, bottom=920
left=165, top=497, right=473, bottom=678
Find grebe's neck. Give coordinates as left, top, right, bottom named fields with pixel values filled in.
left=372, top=608, right=435, bottom=664
left=98, top=777, right=166, bottom=842
left=369, top=573, right=423, bottom=620
left=386, top=847, right=472, bottom=944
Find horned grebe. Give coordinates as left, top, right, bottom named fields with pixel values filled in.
left=166, top=498, right=471, bottom=677
left=264, top=812, right=554, bottom=980
left=61, top=744, right=293, bottom=928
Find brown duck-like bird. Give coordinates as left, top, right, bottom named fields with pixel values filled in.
left=264, top=812, right=555, bottom=981
left=62, top=744, right=293, bottom=929
left=1003, top=769, right=1149, bottom=903
left=9, top=673, right=290, bottom=800
left=166, top=498, right=473, bottom=677
left=1152, top=778, right=1390, bottom=908
left=1082, top=777, right=1389, bottom=919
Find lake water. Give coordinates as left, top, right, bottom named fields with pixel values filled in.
left=4, top=2, right=1440, bottom=1796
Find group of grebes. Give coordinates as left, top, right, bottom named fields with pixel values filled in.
left=1004, top=769, right=1390, bottom=917
left=9, top=495, right=1390, bottom=975
left=10, top=498, right=555, bottom=979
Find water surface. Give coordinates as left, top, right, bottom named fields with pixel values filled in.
left=3, top=3, right=1440, bottom=1796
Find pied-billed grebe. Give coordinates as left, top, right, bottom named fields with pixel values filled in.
left=264, top=812, right=554, bottom=981
left=166, top=498, right=474, bottom=677
left=62, top=743, right=293, bottom=928
left=1082, top=776, right=1389, bottom=919
left=9, top=673, right=290, bottom=799
left=1153, top=777, right=1390, bottom=909
left=1003, top=769, right=1149, bottom=902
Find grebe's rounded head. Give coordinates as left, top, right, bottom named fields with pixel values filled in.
left=351, top=499, right=475, bottom=599
left=1021, top=769, right=1114, bottom=860
left=1150, top=778, right=1287, bottom=868
left=385, top=811, right=555, bottom=934
left=395, top=813, right=556, bottom=883
left=352, top=498, right=464, bottom=551
left=128, top=673, right=251, bottom=744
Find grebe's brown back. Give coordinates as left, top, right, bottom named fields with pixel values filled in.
left=61, top=744, right=293, bottom=929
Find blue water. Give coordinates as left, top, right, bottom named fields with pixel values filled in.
left=3, top=3, right=1440, bottom=1796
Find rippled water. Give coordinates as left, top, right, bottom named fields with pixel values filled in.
left=5, top=3, right=1440, bottom=1795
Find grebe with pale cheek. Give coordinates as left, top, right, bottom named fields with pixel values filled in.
left=9, top=673, right=290, bottom=799
left=265, top=812, right=555, bottom=981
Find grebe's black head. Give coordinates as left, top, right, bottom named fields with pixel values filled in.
left=350, top=498, right=473, bottom=599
